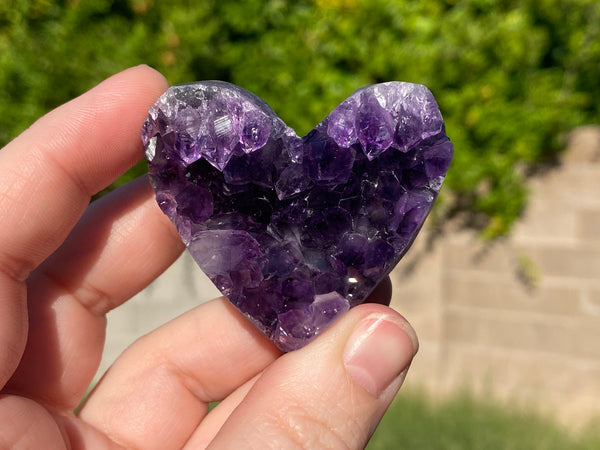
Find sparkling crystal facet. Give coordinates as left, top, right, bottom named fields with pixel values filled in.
left=143, top=81, right=453, bottom=352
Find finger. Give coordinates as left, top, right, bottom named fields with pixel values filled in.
left=0, top=394, right=65, bottom=448
left=6, top=177, right=183, bottom=408
left=0, top=393, right=120, bottom=449
left=0, top=64, right=169, bottom=282
left=78, top=298, right=281, bottom=450
left=186, top=374, right=260, bottom=449
left=0, top=65, right=168, bottom=388
left=183, top=277, right=393, bottom=447
left=0, top=272, right=27, bottom=387
left=33, top=176, right=184, bottom=316
left=77, top=278, right=395, bottom=446
left=207, top=303, right=418, bottom=449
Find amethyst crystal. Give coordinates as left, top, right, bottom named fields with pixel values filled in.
left=143, top=81, right=453, bottom=352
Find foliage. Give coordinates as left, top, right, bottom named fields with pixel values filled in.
left=367, top=389, right=600, bottom=449
left=1, top=0, right=599, bottom=236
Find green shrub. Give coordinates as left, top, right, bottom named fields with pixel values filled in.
left=1, top=0, right=599, bottom=236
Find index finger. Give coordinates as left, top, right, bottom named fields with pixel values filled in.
left=0, top=64, right=169, bottom=281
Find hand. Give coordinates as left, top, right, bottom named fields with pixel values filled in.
left=0, top=66, right=418, bottom=449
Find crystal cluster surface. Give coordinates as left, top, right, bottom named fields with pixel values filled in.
left=143, top=81, right=453, bottom=351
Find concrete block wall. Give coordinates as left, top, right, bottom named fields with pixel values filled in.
left=99, top=126, right=600, bottom=426
left=396, top=126, right=600, bottom=426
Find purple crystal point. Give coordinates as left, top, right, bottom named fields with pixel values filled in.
left=356, top=93, right=395, bottom=160
left=143, top=81, right=453, bottom=352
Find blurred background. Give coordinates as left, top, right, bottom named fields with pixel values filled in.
left=2, top=0, right=600, bottom=447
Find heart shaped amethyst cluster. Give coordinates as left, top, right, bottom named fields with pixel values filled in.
left=142, top=81, right=452, bottom=351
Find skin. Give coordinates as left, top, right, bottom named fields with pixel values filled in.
left=0, top=65, right=418, bottom=449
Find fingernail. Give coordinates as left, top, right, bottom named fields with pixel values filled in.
left=343, top=314, right=417, bottom=398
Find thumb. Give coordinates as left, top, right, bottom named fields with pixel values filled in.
left=207, top=303, right=418, bottom=449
